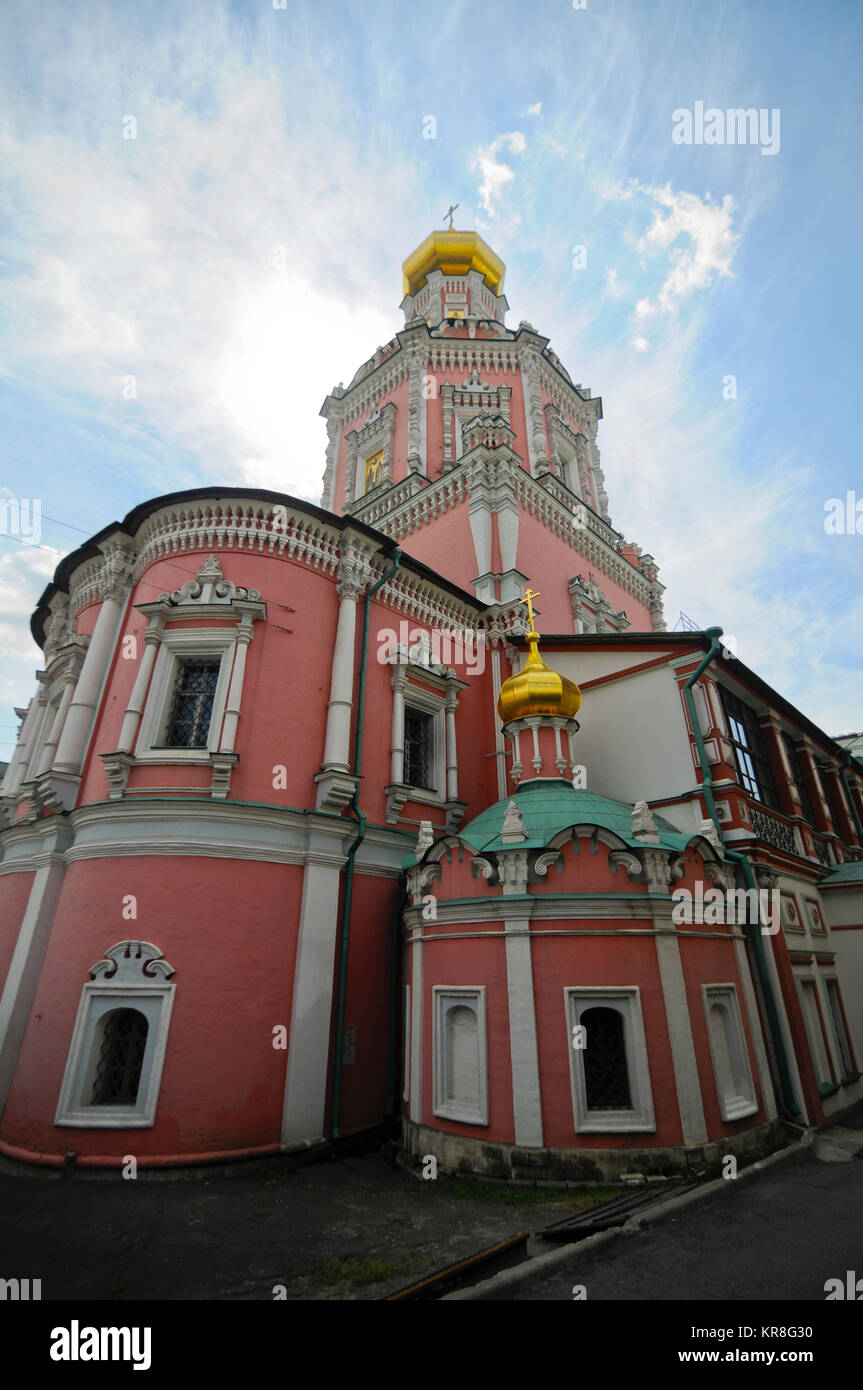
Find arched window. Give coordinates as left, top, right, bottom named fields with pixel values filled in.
left=566, top=987, right=655, bottom=1133
left=581, top=1006, right=631, bottom=1110
left=55, top=941, right=176, bottom=1129
left=90, top=1009, right=149, bottom=1106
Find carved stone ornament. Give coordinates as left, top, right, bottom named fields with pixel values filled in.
left=89, top=940, right=175, bottom=983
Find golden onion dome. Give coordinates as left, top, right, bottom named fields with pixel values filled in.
left=497, top=621, right=582, bottom=725
left=402, top=229, right=506, bottom=298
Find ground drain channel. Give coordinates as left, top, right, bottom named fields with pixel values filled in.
left=386, top=1181, right=698, bottom=1298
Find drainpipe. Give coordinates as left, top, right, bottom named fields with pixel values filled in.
left=683, top=628, right=800, bottom=1118
left=331, top=546, right=402, bottom=1139
left=838, top=750, right=863, bottom=844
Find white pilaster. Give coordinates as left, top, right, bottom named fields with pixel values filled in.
left=320, top=591, right=358, bottom=774
left=654, top=926, right=709, bottom=1145
left=390, top=665, right=407, bottom=785
left=504, top=908, right=544, bottom=1147
left=0, top=826, right=70, bottom=1115
left=280, top=862, right=343, bottom=1146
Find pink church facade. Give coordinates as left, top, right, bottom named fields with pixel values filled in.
left=1, top=229, right=862, bottom=1175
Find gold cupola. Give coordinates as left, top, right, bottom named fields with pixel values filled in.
left=497, top=589, right=582, bottom=725
left=402, top=229, right=506, bottom=298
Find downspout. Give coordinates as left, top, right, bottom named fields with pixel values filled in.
left=331, top=546, right=402, bottom=1139
left=683, top=627, right=800, bottom=1118
left=838, top=750, right=863, bottom=844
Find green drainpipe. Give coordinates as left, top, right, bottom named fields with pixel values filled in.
left=838, top=749, right=863, bottom=844
left=331, top=546, right=402, bottom=1140
left=683, top=628, right=800, bottom=1119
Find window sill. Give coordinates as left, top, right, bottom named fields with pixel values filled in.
left=818, top=1083, right=841, bottom=1098
left=55, top=1109, right=154, bottom=1128
left=433, top=1104, right=488, bottom=1126
left=719, top=1098, right=759, bottom=1122
left=841, top=1072, right=862, bottom=1086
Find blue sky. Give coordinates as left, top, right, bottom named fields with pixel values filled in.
left=1, top=0, right=861, bottom=760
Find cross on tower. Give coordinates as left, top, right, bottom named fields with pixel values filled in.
left=443, top=203, right=460, bottom=230
left=519, top=588, right=541, bottom=634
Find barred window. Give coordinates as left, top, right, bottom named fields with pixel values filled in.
left=782, top=733, right=814, bottom=821
left=581, top=1006, right=632, bottom=1110
left=163, top=659, right=220, bottom=748
left=404, top=706, right=434, bottom=790
left=90, top=1008, right=148, bottom=1106
left=720, top=689, right=779, bottom=810
left=819, top=766, right=846, bottom=833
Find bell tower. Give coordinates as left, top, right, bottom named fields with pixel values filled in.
left=320, top=223, right=666, bottom=633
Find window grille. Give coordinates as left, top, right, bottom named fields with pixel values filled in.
left=404, top=707, right=433, bottom=790
left=91, top=1009, right=148, bottom=1106
left=719, top=689, right=779, bottom=809
left=581, top=1006, right=632, bottom=1110
left=163, top=659, right=220, bottom=747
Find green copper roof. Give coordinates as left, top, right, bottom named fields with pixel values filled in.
left=458, top=779, right=691, bottom=854
left=820, top=861, right=863, bottom=886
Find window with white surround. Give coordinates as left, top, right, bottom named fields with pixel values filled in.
left=135, top=629, right=235, bottom=760
left=701, top=985, right=758, bottom=1121
left=433, top=986, right=488, bottom=1125
left=565, top=987, right=655, bottom=1133
left=55, top=941, right=175, bottom=1128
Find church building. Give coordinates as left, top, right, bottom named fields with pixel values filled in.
left=1, top=226, right=862, bottom=1177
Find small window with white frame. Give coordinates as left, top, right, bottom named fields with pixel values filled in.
left=433, top=986, right=488, bottom=1125
left=565, top=987, right=655, bottom=1133
left=824, top=977, right=857, bottom=1082
left=55, top=941, right=176, bottom=1129
left=702, top=984, right=758, bottom=1121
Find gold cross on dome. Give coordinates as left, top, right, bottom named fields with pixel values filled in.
left=519, top=588, right=540, bottom=633
left=443, top=203, right=460, bottom=230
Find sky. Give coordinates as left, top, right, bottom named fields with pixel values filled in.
left=0, top=0, right=861, bottom=760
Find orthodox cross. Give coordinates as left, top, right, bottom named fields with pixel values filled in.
left=519, top=588, right=541, bottom=633
left=443, top=203, right=460, bottom=230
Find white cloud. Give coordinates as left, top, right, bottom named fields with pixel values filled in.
left=635, top=184, right=738, bottom=316
left=471, top=131, right=527, bottom=217
left=605, top=268, right=626, bottom=299
left=527, top=102, right=542, bottom=116
left=632, top=335, right=649, bottom=352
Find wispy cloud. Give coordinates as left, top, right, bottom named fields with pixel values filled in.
left=471, top=131, right=526, bottom=217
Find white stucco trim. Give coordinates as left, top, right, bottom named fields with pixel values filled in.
left=654, top=929, right=708, bottom=1145
left=280, top=862, right=342, bottom=1146
left=503, top=915, right=543, bottom=1147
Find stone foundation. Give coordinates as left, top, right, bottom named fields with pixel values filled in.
left=402, top=1117, right=787, bottom=1184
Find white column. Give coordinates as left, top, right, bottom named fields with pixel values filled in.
left=1, top=696, right=42, bottom=799
left=281, top=862, right=342, bottom=1146
left=654, top=926, right=708, bottom=1146
left=219, top=618, right=253, bottom=753
left=391, top=666, right=406, bottom=784
left=53, top=595, right=125, bottom=776
left=117, top=619, right=163, bottom=753
left=32, top=677, right=76, bottom=779
left=320, top=591, right=358, bottom=772
left=445, top=687, right=459, bottom=802
left=504, top=908, right=544, bottom=1148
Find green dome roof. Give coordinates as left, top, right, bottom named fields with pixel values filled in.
left=459, top=779, right=690, bottom=854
